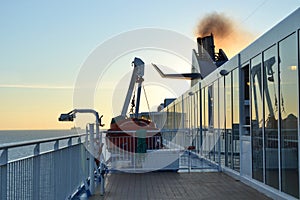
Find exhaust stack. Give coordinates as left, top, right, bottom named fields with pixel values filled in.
left=197, top=34, right=216, bottom=62
left=191, top=34, right=228, bottom=86
left=196, top=33, right=228, bottom=67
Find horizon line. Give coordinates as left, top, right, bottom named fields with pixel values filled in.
left=0, top=84, right=74, bottom=90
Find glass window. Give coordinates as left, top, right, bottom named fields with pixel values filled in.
left=167, top=107, right=172, bottom=129
left=232, top=68, right=240, bottom=171
left=188, top=96, right=191, bottom=130
left=195, top=89, right=198, bottom=129
left=189, top=90, right=197, bottom=148
left=225, top=73, right=232, bottom=168
left=251, top=54, right=264, bottom=182
left=195, top=90, right=201, bottom=153
left=263, top=45, right=279, bottom=189
left=196, top=91, right=200, bottom=128
left=190, top=92, right=196, bottom=129
left=201, top=87, right=207, bottom=157
left=183, top=96, right=189, bottom=129
left=203, top=87, right=208, bottom=130
left=219, top=78, right=225, bottom=165
left=175, top=101, right=183, bottom=129
left=241, top=64, right=250, bottom=136
left=208, top=85, right=214, bottom=130
left=213, top=82, right=219, bottom=162
left=279, top=33, right=298, bottom=198
left=171, top=104, right=175, bottom=129
left=207, top=84, right=214, bottom=160
left=244, top=65, right=250, bottom=101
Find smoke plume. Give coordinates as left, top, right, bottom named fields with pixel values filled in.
left=195, top=12, right=255, bottom=58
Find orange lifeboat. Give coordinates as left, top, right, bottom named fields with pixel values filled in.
left=106, top=116, right=162, bottom=153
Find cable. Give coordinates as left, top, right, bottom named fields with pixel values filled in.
left=143, top=85, right=152, bottom=121
left=240, top=0, right=269, bottom=24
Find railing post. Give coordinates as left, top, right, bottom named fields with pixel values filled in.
left=96, top=125, right=100, bottom=143
left=85, top=126, right=89, bottom=147
left=68, top=138, right=72, bottom=196
left=0, top=149, right=8, bottom=200
left=33, top=143, right=40, bottom=200
left=100, top=162, right=106, bottom=195
left=188, top=149, right=191, bottom=173
left=89, top=124, right=95, bottom=195
left=53, top=140, right=59, bottom=199
left=68, top=138, right=72, bottom=146
left=54, top=140, right=59, bottom=150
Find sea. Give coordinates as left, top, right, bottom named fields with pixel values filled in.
left=0, top=129, right=85, bottom=161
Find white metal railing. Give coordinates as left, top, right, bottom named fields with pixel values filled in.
left=0, top=126, right=235, bottom=197
left=0, top=133, right=93, bottom=200
left=161, top=128, right=242, bottom=171
left=105, top=131, right=165, bottom=172
left=103, top=129, right=220, bottom=172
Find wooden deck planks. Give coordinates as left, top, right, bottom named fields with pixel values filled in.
left=90, top=172, right=272, bottom=200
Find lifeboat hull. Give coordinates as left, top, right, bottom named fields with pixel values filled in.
left=106, top=118, right=162, bottom=153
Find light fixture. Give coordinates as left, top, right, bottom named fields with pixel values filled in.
left=219, top=69, right=229, bottom=76
left=58, top=109, right=104, bottom=126
left=58, top=113, right=75, bottom=121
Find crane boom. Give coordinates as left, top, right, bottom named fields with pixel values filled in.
left=121, top=57, right=145, bottom=117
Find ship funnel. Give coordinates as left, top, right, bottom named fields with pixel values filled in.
left=191, top=34, right=228, bottom=86
left=197, top=34, right=216, bottom=62
left=196, top=33, right=228, bottom=67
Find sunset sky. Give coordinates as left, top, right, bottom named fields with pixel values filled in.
left=0, top=1, right=299, bottom=130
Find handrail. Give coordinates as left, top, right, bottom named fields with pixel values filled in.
left=0, top=133, right=86, bottom=150
left=104, top=129, right=190, bottom=134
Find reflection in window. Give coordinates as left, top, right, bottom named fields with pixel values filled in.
left=251, top=54, right=263, bottom=182
left=279, top=33, right=298, bottom=198
left=232, top=68, right=240, bottom=171
left=242, top=64, right=250, bottom=136
left=263, top=45, right=279, bottom=189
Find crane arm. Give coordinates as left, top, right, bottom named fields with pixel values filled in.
left=121, top=57, right=145, bottom=117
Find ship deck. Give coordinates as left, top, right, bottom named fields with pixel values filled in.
left=90, top=171, right=271, bottom=200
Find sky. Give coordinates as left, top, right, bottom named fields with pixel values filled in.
left=0, top=0, right=299, bottom=130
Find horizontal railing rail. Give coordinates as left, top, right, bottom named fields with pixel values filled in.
left=0, top=133, right=86, bottom=150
